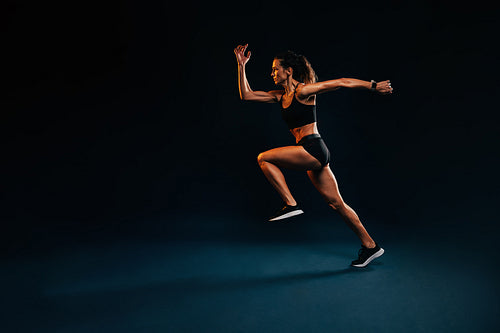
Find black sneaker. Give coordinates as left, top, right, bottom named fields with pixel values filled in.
left=268, top=204, right=304, bottom=221
left=351, top=244, right=384, bottom=268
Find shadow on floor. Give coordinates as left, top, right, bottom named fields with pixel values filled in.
left=46, top=264, right=376, bottom=298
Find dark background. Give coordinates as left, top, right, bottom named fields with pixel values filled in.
left=2, top=1, right=500, bottom=331
left=3, top=0, right=498, bottom=250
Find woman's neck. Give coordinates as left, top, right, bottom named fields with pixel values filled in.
left=283, top=78, right=300, bottom=95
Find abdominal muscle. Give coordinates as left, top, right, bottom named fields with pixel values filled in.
left=290, top=122, right=319, bottom=144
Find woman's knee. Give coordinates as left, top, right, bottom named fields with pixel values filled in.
left=257, top=152, right=269, bottom=166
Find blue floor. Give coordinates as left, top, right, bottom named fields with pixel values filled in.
left=4, top=215, right=500, bottom=332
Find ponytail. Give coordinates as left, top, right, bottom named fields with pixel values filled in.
left=274, top=50, right=318, bottom=84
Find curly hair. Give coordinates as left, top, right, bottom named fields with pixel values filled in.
left=274, top=50, right=318, bottom=84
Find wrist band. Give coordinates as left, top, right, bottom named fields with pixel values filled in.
left=370, top=80, right=377, bottom=91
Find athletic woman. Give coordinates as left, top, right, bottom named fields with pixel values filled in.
left=234, top=44, right=392, bottom=267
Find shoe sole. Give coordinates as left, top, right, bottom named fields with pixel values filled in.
left=351, top=248, right=385, bottom=268
left=268, top=209, right=304, bottom=221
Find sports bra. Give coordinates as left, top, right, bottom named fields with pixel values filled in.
left=281, top=86, right=317, bottom=129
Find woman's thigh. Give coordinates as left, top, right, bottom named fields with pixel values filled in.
left=259, top=146, right=322, bottom=171
left=307, top=165, right=344, bottom=204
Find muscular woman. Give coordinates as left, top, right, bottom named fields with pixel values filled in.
left=234, top=44, right=392, bottom=267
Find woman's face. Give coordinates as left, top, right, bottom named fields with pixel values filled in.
left=271, top=59, right=290, bottom=85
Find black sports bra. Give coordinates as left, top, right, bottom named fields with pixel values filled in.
left=281, top=88, right=317, bottom=129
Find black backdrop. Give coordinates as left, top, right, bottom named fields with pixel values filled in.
left=3, top=1, right=499, bottom=252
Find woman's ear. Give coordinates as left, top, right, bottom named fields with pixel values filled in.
left=285, top=67, right=293, bottom=76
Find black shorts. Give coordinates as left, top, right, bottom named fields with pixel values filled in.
left=297, top=134, right=331, bottom=167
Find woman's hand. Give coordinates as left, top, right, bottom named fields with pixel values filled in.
left=376, top=80, right=393, bottom=95
left=234, top=44, right=251, bottom=66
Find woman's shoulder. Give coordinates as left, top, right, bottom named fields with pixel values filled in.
left=295, top=84, right=316, bottom=104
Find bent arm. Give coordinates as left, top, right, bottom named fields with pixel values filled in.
left=237, top=64, right=279, bottom=103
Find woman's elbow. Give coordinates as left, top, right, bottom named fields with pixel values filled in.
left=338, top=78, right=348, bottom=87
left=240, top=92, right=255, bottom=101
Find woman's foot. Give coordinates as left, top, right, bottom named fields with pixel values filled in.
left=268, top=203, right=304, bottom=221
left=351, top=244, right=385, bottom=268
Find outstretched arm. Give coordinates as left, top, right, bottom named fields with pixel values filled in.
left=297, top=78, right=393, bottom=98
left=234, top=44, right=282, bottom=103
